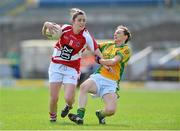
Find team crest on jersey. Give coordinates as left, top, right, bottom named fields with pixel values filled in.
left=76, top=42, right=80, bottom=47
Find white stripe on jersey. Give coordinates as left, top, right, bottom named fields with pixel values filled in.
left=61, top=24, right=71, bottom=33
left=83, top=30, right=95, bottom=52
left=61, top=24, right=71, bottom=30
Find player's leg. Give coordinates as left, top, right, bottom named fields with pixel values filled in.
left=68, top=78, right=98, bottom=124
left=61, top=68, right=79, bottom=118
left=48, top=62, right=63, bottom=122
left=49, top=82, right=62, bottom=122
left=78, top=79, right=97, bottom=117
left=103, top=93, right=117, bottom=116
left=61, top=83, right=76, bottom=117
left=96, top=93, right=118, bottom=124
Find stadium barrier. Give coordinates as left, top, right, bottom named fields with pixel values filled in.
left=148, top=68, right=180, bottom=81
left=148, top=46, right=180, bottom=81
left=0, top=79, right=48, bottom=88
left=126, top=46, right=153, bottom=81
left=158, top=47, right=180, bottom=65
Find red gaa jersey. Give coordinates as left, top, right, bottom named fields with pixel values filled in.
left=51, top=24, right=98, bottom=73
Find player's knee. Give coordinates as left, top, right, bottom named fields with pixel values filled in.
left=80, top=84, right=89, bottom=93
left=105, top=107, right=116, bottom=116
left=65, top=95, right=74, bottom=104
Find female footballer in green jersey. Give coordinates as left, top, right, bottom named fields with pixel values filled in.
left=68, top=25, right=132, bottom=125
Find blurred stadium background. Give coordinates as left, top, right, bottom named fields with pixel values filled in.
left=0, top=0, right=180, bottom=87
left=0, top=0, right=180, bottom=130
left=0, top=0, right=180, bottom=84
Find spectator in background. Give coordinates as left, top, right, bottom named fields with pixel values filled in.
left=42, top=8, right=104, bottom=122
left=68, top=25, right=132, bottom=125
left=6, top=47, right=21, bottom=78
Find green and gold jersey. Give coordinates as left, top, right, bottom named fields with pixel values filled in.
left=95, top=41, right=131, bottom=82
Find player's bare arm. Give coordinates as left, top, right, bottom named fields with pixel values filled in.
left=94, top=48, right=103, bottom=58
left=99, top=55, right=122, bottom=66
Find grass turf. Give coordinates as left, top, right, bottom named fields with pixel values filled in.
left=0, top=86, right=180, bottom=130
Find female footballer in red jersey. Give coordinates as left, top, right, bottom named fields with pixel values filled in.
left=42, top=8, right=103, bottom=122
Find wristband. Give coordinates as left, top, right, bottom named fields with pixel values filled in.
left=95, top=55, right=101, bottom=64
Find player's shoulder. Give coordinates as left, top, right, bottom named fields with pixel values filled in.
left=120, top=44, right=131, bottom=55
left=82, top=28, right=90, bottom=34
left=82, top=28, right=93, bottom=39
left=123, top=44, right=131, bottom=51
left=61, top=24, right=72, bottom=31
left=99, top=40, right=114, bottom=46
left=107, top=41, right=115, bottom=45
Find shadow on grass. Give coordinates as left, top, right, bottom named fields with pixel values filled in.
left=84, top=123, right=130, bottom=128
left=49, top=121, right=130, bottom=129
left=49, top=121, right=75, bottom=126
left=56, top=122, right=130, bottom=127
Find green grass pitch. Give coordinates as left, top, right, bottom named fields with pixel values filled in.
left=0, top=86, right=180, bottom=130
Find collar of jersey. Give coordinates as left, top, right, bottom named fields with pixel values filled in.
left=115, top=43, right=126, bottom=47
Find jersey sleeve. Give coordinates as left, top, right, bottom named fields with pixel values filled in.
left=83, top=30, right=98, bottom=52
left=98, top=42, right=108, bottom=52
left=116, top=46, right=131, bottom=63
left=61, top=24, right=72, bottom=33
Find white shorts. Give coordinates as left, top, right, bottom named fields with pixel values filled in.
left=89, top=74, right=118, bottom=98
left=48, top=62, right=79, bottom=85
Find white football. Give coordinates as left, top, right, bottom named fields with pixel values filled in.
left=45, top=26, right=62, bottom=40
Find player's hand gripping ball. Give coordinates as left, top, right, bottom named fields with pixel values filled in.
left=45, top=25, right=62, bottom=40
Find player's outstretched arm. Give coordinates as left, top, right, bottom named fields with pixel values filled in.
left=99, top=55, right=122, bottom=66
